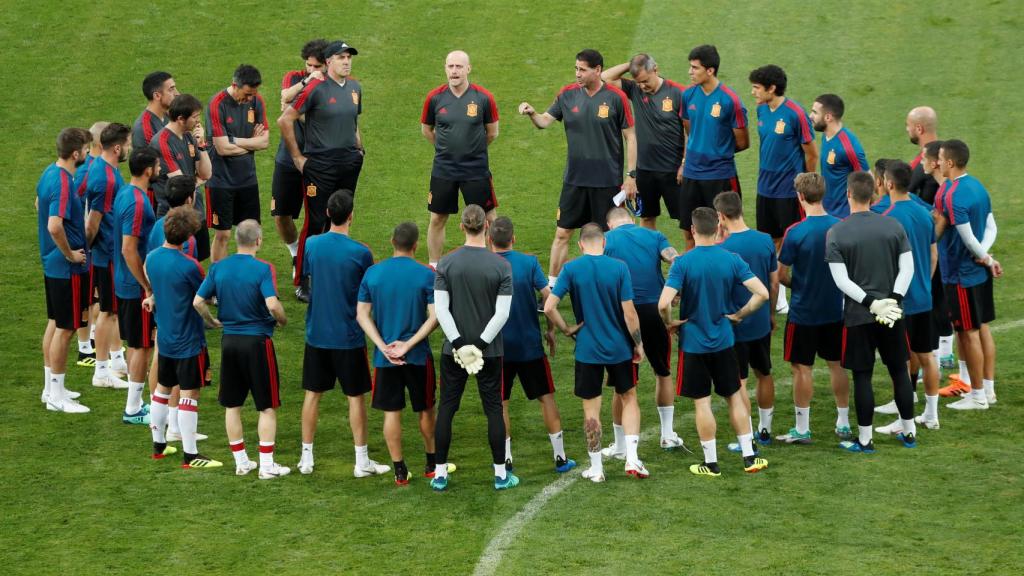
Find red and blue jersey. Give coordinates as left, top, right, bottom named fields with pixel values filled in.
left=358, top=256, right=435, bottom=367
left=552, top=255, right=634, bottom=364
left=37, top=163, right=87, bottom=279
left=146, top=246, right=206, bottom=358
left=303, top=232, right=373, bottom=349
left=871, top=192, right=932, bottom=214
left=197, top=254, right=278, bottom=337
left=820, top=127, right=868, bottom=218
left=681, top=82, right=747, bottom=180
left=755, top=98, right=813, bottom=199
left=85, top=157, right=125, bottom=267
left=113, top=184, right=155, bottom=298
left=879, top=199, right=934, bottom=315
left=147, top=215, right=196, bottom=259
left=720, top=229, right=777, bottom=342
left=604, top=223, right=671, bottom=306
left=74, top=154, right=97, bottom=201
left=496, top=250, right=548, bottom=363
left=778, top=215, right=844, bottom=326
left=667, top=246, right=753, bottom=353
left=935, top=174, right=992, bottom=288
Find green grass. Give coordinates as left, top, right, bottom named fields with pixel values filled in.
left=1, top=1, right=1023, bottom=574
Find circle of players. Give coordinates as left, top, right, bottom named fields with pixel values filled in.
left=36, top=40, right=1001, bottom=488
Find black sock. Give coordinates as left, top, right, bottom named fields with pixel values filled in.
left=393, top=460, right=407, bottom=474
left=426, top=452, right=436, bottom=468
left=853, top=369, right=875, bottom=427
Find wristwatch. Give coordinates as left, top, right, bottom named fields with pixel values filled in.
left=627, top=169, right=637, bottom=179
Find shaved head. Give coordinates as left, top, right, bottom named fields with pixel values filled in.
left=446, top=50, right=470, bottom=66
left=89, top=121, right=110, bottom=145
left=906, top=106, right=938, bottom=144
left=445, top=50, right=472, bottom=88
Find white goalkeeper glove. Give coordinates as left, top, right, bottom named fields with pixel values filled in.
left=868, top=298, right=902, bottom=328
left=455, top=345, right=484, bottom=375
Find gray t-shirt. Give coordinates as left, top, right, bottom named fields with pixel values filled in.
left=434, top=245, right=513, bottom=358
left=825, top=211, right=911, bottom=327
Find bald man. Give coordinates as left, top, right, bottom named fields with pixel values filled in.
left=905, top=106, right=940, bottom=205
left=421, top=51, right=500, bottom=267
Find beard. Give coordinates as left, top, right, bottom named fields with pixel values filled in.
left=910, top=134, right=919, bottom=145
left=75, top=158, right=86, bottom=167
left=812, top=119, right=826, bottom=132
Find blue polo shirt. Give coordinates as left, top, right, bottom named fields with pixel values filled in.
left=935, top=174, right=992, bottom=288
left=37, top=163, right=88, bottom=279
left=604, top=223, right=671, bottom=306
left=820, top=127, right=868, bottom=218
left=719, top=229, right=777, bottom=342
left=196, top=254, right=278, bottom=337
left=113, top=184, right=155, bottom=298
left=681, top=82, right=748, bottom=180
left=496, top=250, right=548, bottom=363
left=778, top=214, right=844, bottom=325
left=755, top=98, right=814, bottom=199
left=85, top=157, right=125, bottom=267
left=666, top=245, right=754, bottom=353
left=303, top=231, right=373, bottom=349
left=358, top=256, right=435, bottom=367
left=878, top=199, right=934, bottom=315
left=552, top=255, right=634, bottom=364
left=146, top=246, right=206, bottom=358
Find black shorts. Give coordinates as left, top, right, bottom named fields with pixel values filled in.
left=428, top=175, right=498, bottom=214
left=158, top=348, right=211, bottom=391
left=438, top=352, right=503, bottom=410
left=574, top=360, right=637, bottom=400
left=557, top=184, right=619, bottom=230
left=271, top=161, right=304, bottom=218
left=219, top=334, right=281, bottom=411
left=372, top=356, right=436, bottom=412
left=637, top=303, right=671, bottom=377
left=303, top=151, right=363, bottom=209
left=116, top=297, right=155, bottom=349
left=89, top=264, right=116, bottom=313
left=905, top=311, right=938, bottom=354
left=207, top=184, right=261, bottom=230
left=679, top=176, right=741, bottom=230
left=676, top=347, right=741, bottom=399
left=841, top=321, right=910, bottom=371
left=783, top=320, right=843, bottom=366
left=44, top=274, right=89, bottom=330
left=635, top=169, right=681, bottom=220
left=931, top=271, right=953, bottom=337
left=192, top=226, right=210, bottom=262
left=301, top=344, right=372, bottom=396
left=735, top=334, right=772, bottom=379
left=756, top=194, right=803, bottom=239
left=946, top=278, right=995, bottom=332
left=502, top=356, right=555, bottom=401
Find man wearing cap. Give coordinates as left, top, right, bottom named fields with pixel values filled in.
left=277, top=40, right=364, bottom=302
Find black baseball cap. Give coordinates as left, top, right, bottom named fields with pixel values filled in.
left=324, top=40, right=358, bottom=58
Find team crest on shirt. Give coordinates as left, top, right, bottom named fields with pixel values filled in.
left=467, top=102, right=478, bottom=117
left=247, top=108, right=255, bottom=123
left=226, top=116, right=234, bottom=124
left=662, top=98, right=673, bottom=112
left=597, top=103, right=609, bottom=118
left=774, top=119, right=786, bottom=134
left=307, top=183, right=317, bottom=197
left=351, top=91, right=359, bottom=105
left=329, top=96, right=337, bottom=104
left=710, top=102, right=721, bottom=118
left=827, top=149, right=836, bottom=165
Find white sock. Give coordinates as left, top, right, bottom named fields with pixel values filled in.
left=435, top=463, right=449, bottom=479
left=958, top=360, right=971, bottom=384
left=287, top=241, right=299, bottom=257
left=78, top=339, right=93, bottom=354
left=900, top=418, right=917, bottom=437
left=549, top=431, right=565, bottom=460
left=836, top=406, right=850, bottom=428
left=355, top=444, right=369, bottom=468
left=795, top=406, right=810, bottom=434
left=657, top=406, right=675, bottom=440
left=301, top=442, right=314, bottom=462
left=125, top=380, right=144, bottom=414
left=624, top=434, right=640, bottom=464
left=737, top=433, right=754, bottom=457
left=150, top=391, right=170, bottom=443
left=44, top=366, right=52, bottom=398
left=178, top=397, right=199, bottom=454
left=588, top=451, right=603, bottom=473
left=939, top=335, right=954, bottom=357
left=700, top=439, right=717, bottom=464
left=229, top=439, right=249, bottom=466
left=494, top=462, right=506, bottom=479
left=757, top=407, right=774, bottom=433
left=972, top=388, right=987, bottom=403
left=167, top=407, right=180, bottom=435
left=548, top=275, right=558, bottom=289
left=259, top=442, right=275, bottom=468
left=858, top=425, right=873, bottom=446
left=94, top=359, right=109, bottom=378
left=983, top=379, right=995, bottom=396
left=110, top=348, right=125, bottom=362
left=51, top=373, right=66, bottom=402
left=429, top=261, right=438, bottom=269
left=777, top=287, right=788, bottom=307
left=504, top=437, right=512, bottom=462
left=924, top=394, right=939, bottom=420
left=612, top=423, right=625, bottom=453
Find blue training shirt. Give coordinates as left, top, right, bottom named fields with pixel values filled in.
left=604, top=223, right=671, bottom=306
left=496, top=250, right=548, bottom=363
left=820, top=127, right=868, bottom=218
left=196, top=254, right=278, bottom=337
left=358, top=256, right=435, bottom=367
left=113, top=184, right=155, bottom=298
left=147, top=215, right=196, bottom=258
left=719, top=229, right=777, bottom=342
left=870, top=193, right=931, bottom=214
left=681, top=82, right=747, bottom=180
left=303, top=231, right=373, bottom=349
left=552, top=255, right=634, bottom=364
left=935, top=174, right=992, bottom=288
left=756, top=98, right=813, bottom=199
left=85, top=157, right=125, bottom=268
left=146, top=246, right=206, bottom=358
left=666, top=245, right=754, bottom=353
left=879, top=198, right=934, bottom=315
left=37, top=163, right=88, bottom=279
left=778, top=214, right=844, bottom=325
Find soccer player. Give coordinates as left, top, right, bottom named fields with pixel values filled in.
left=920, top=141, right=957, bottom=373
left=206, top=64, right=270, bottom=263
left=38, top=127, right=92, bottom=413
left=73, top=122, right=106, bottom=367
left=422, top=50, right=500, bottom=267
left=826, top=171, right=917, bottom=452
left=810, top=94, right=867, bottom=218
left=518, top=48, right=636, bottom=290
left=658, top=207, right=769, bottom=476
left=357, top=222, right=443, bottom=485
left=601, top=53, right=687, bottom=230
left=489, top=216, right=576, bottom=473
left=297, top=190, right=389, bottom=478
left=151, top=94, right=213, bottom=261
left=748, top=64, right=816, bottom=314
left=432, top=205, right=515, bottom=491
left=194, top=220, right=290, bottom=479
left=114, top=148, right=163, bottom=425
left=84, top=122, right=132, bottom=390
left=713, top=192, right=779, bottom=449
left=678, top=45, right=749, bottom=250
left=934, top=140, right=1000, bottom=410
left=602, top=207, right=685, bottom=454
left=278, top=40, right=364, bottom=303
left=871, top=161, right=941, bottom=433
left=272, top=39, right=328, bottom=280
left=144, top=207, right=220, bottom=468
left=545, top=223, right=647, bottom=483
left=776, top=173, right=851, bottom=444
left=905, top=106, right=941, bottom=205
left=133, top=71, right=180, bottom=150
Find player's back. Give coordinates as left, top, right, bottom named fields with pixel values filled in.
left=303, top=232, right=373, bottom=349
left=147, top=246, right=205, bottom=357
left=203, top=254, right=277, bottom=337
left=604, top=223, right=669, bottom=305
left=720, top=229, right=776, bottom=341
left=497, top=250, right=546, bottom=363
left=359, top=256, right=435, bottom=367
left=668, top=245, right=751, bottom=353
left=555, top=254, right=633, bottom=364
left=778, top=215, right=843, bottom=326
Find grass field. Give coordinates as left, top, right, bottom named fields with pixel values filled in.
left=2, top=1, right=1023, bottom=574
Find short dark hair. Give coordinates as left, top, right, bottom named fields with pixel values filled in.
left=128, top=147, right=160, bottom=176
left=461, top=205, right=486, bottom=234
left=605, top=206, right=631, bottom=224
left=874, top=158, right=893, bottom=176
left=814, top=94, right=845, bottom=119
left=924, top=140, right=943, bottom=161
left=941, top=139, right=970, bottom=168
left=885, top=161, right=912, bottom=192
left=327, top=189, right=354, bottom=225
left=712, top=191, right=743, bottom=219
left=164, top=206, right=199, bottom=246
left=56, top=127, right=91, bottom=159
left=168, top=94, right=203, bottom=123
left=302, top=39, right=329, bottom=61
left=748, top=65, right=787, bottom=96
left=489, top=216, right=514, bottom=249
left=688, top=45, right=720, bottom=76
left=847, top=171, right=875, bottom=204
left=579, top=222, right=604, bottom=243
left=142, top=71, right=172, bottom=101
left=794, top=172, right=825, bottom=204
left=392, top=221, right=419, bottom=251
left=233, top=64, right=262, bottom=88
left=575, top=49, right=603, bottom=70
left=166, top=175, right=196, bottom=208
left=691, top=207, right=719, bottom=236
left=100, top=123, right=131, bottom=150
